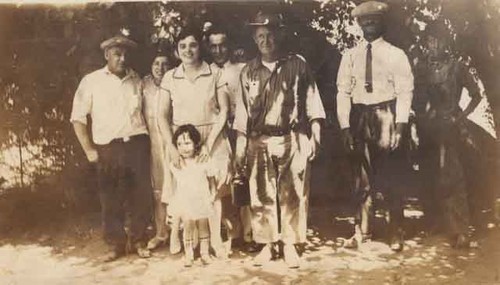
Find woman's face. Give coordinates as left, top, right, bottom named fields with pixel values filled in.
left=176, top=132, right=196, bottom=159
left=151, top=56, right=169, bottom=80
left=177, top=35, right=201, bottom=65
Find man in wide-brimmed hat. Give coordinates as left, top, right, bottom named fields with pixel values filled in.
left=337, top=1, right=414, bottom=252
left=71, top=34, right=153, bottom=262
left=233, top=11, right=326, bottom=268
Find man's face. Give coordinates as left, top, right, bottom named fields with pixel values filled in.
left=425, top=35, right=447, bottom=59
left=151, top=56, right=169, bottom=81
left=358, top=15, right=384, bottom=40
left=105, top=46, right=128, bottom=76
left=253, top=26, right=278, bottom=58
left=208, top=33, right=230, bottom=66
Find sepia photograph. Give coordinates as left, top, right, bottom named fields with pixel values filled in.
left=0, top=0, right=499, bottom=284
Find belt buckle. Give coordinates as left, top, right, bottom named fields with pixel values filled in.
left=123, top=136, right=130, bottom=143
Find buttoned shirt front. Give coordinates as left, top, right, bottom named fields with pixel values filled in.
left=233, top=54, right=326, bottom=135
left=210, top=61, right=245, bottom=121
left=336, top=37, right=414, bottom=129
left=160, top=61, right=227, bottom=126
left=70, top=66, right=148, bottom=145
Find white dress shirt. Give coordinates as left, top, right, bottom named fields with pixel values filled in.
left=336, top=37, right=414, bottom=129
left=210, top=61, right=245, bottom=120
left=70, top=66, right=148, bottom=145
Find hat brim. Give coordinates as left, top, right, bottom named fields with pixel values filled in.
left=247, top=22, right=285, bottom=28
left=100, top=38, right=138, bottom=50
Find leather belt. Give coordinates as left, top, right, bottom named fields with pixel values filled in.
left=111, top=134, right=147, bottom=144
left=250, top=128, right=291, bottom=137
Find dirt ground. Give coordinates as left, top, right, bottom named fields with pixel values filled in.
left=0, top=188, right=499, bottom=285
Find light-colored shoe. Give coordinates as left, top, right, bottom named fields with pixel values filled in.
left=200, top=254, right=212, bottom=265
left=283, top=244, right=300, bottom=269
left=253, top=244, right=272, bottom=266
left=147, top=236, right=167, bottom=250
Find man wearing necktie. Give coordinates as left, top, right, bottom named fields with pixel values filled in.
left=336, top=1, right=414, bottom=252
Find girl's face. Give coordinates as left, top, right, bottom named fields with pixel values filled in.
left=176, top=132, right=196, bottom=159
left=151, top=56, right=169, bottom=81
left=177, top=35, right=201, bottom=65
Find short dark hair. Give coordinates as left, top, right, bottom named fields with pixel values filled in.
left=207, top=25, right=229, bottom=40
left=172, top=124, right=202, bottom=155
left=175, top=27, right=203, bottom=48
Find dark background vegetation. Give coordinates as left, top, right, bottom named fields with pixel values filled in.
left=0, top=1, right=499, bottom=230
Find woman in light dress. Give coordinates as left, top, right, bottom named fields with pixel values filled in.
left=142, top=51, right=174, bottom=250
left=158, top=28, right=232, bottom=257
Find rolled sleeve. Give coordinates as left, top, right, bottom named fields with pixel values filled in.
left=303, top=66, right=326, bottom=121
left=70, top=76, right=91, bottom=125
left=336, top=52, right=354, bottom=129
left=393, top=50, right=414, bottom=124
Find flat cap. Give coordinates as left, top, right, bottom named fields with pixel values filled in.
left=352, top=1, right=388, bottom=18
left=100, top=35, right=138, bottom=50
left=248, top=11, right=285, bottom=28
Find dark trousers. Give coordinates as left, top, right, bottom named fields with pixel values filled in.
left=350, top=101, right=404, bottom=238
left=417, top=116, right=471, bottom=236
left=96, top=135, right=153, bottom=247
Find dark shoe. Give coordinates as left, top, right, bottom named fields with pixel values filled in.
left=100, top=245, right=126, bottom=263
left=243, top=241, right=260, bottom=253
left=134, top=242, right=152, bottom=258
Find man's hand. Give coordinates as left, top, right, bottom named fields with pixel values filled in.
left=308, top=137, right=320, bottom=161
left=235, top=151, right=246, bottom=172
left=341, top=128, right=354, bottom=152
left=85, top=148, right=99, bottom=163
left=390, top=123, right=406, bottom=151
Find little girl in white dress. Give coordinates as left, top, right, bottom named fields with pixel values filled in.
left=169, top=124, right=216, bottom=267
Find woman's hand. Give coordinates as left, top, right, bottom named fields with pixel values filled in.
left=169, top=145, right=183, bottom=168
left=197, top=145, right=210, bottom=163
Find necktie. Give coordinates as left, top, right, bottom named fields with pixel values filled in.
left=365, top=43, right=373, bottom=93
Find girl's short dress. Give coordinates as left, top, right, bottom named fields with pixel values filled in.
left=169, top=161, right=215, bottom=220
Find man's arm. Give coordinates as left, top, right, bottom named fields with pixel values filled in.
left=73, top=122, right=98, bottom=162
left=392, top=50, right=414, bottom=150
left=70, top=76, right=98, bottom=162
left=233, top=70, right=249, bottom=170
left=458, top=63, right=482, bottom=121
left=336, top=51, right=354, bottom=151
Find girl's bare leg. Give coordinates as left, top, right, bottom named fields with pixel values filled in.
left=182, top=219, right=195, bottom=267
left=198, top=218, right=211, bottom=265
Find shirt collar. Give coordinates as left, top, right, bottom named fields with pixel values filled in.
left=102, top=65, right=137, bottom=81
left=364, top=37, right=385, bottom=49
left=173, top=61, right=212, bottom=79
left=248, top=53, right=288, bottom=73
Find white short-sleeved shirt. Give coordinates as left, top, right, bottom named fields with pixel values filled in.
left=336, top=38, right=414, bottom=129
left=70, top=66, right=148, bottom=145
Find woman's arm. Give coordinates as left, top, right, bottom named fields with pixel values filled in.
left=158, top=86, right=180, bottom=165
left=205, top=75, right=229, bottom=154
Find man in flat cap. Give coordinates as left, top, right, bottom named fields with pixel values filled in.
left=71, top=35, right=153, bottom=261
left=337, top=1, right=414, bottom=251
left=234, top=11, right=326, bottom=268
